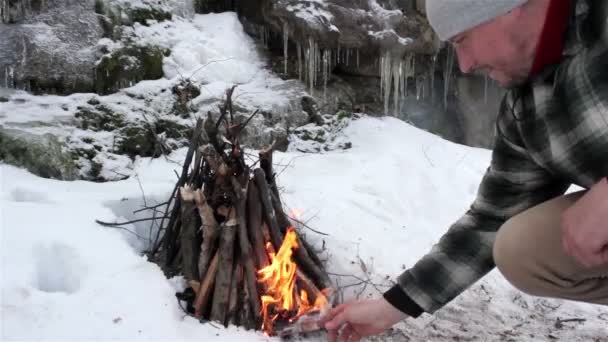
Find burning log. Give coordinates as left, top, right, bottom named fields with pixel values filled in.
left=155, top=86, right=333, bottom=336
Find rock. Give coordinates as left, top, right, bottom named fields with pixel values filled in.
left=0, top=0, right=104, bottom=94
left=0, top=0, right=184, bottom=95
left=0, top=127, right=79, bottom=180
left=94, top=45, right=167, bottom=95
left=300, top=95, right=324, bottom=125
left=172, top=79, right=201, bottom=117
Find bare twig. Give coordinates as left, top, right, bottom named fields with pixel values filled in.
left=189, top=57, right=235, bottom=80
left=555, top=318, right=587, bottom=329
left=133, top=201, right=170, bottom=214
left=291, top=217, right=330, bottom=236
left=96, top=217, right=168, bottom=227
left=99, top=224, right=151, bottom=242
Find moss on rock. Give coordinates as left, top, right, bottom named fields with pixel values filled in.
left=130, top=7, right=172, bottom=26
left=95, top=45, right=166, bottom=95
left=115, top=119, right=190, bottom=159
left=0, top=128, right=79, bottom=180
left=74, top=105, right=126, bottom=131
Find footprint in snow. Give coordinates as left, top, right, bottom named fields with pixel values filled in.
left=32, top=242, right=85, bottom=294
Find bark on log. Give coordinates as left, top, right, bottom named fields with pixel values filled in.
left=163, top=118, right=205, bottom=270
left=253, top=168, right=284, bottom=250
left=246, top=181, right=269, bottom=269
left=231, top=177, right=262, bottom=324
left=226, top=260, right=242, bottom=327
left=255, top=168, right=330, bottom=289
left=194, top=252, right=219, bottom=318
left=296, top=268, right=322, bottom=303
left=193, top=189, right=219, bottom=277
left=179, top=186, right=201, bottom=281
left=239, top=265, right=255, bottom=330
left=210, top=212, right=238, bottom=324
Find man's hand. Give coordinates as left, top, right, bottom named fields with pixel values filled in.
left=320, top=298, right=407, bottom=342
left=562, top=178, right=608, bottom=268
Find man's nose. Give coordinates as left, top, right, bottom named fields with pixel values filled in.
left=455, top=45, right=475, bottom=74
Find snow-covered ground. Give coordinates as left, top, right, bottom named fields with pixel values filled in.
left=2, top=116, right=607, bottom=341
left=1, top=8, right=607, bottom=342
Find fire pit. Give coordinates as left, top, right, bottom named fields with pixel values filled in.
left=150, top=86, right=334, bottom=337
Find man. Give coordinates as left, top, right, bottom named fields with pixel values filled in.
left=321, top=0, right=608, bottom=340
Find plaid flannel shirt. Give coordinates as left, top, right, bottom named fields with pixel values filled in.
left=384, top=0, right=608, bottom=316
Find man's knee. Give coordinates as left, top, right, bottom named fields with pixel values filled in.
left=493, top=217, right=541, bottom=296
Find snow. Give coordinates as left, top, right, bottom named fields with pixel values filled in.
left=2, top=117, right=607, bottom=341
left=130, top=12, right=303, bottom=113
left=285, top=0, right=333, bottom=28
left=0, top=12, right=305, bottom=180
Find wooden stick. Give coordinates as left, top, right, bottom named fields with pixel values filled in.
left=210, top=210, right=238, bottom=324
left=232, top=177, right=262, bottom=324
left=258, top=141, right=278, bottom=193
left=226, top=259, right=242, bottom=327
left=179, top=186, right=201, bottom=281
left=194, top=252, right=219, bottom=318
left=162, top=118, right=205, bottom=270
left=296, top=268, right=322, bottom=302
left=253, top=168, right=284, bottom=250
left=246, top=181, right=269, bottom=269
left=240, top=265, right=255, bottom=330
left=270, top=191, right=291, bottom=234
left=255, top=168, right=331, bottom=289
left=192, top=189, right=219, bottom=277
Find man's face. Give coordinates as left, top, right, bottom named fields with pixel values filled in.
left=450, top=9, right=537, bottom=88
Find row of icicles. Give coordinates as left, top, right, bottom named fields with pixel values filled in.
left=263, top=23, right=492, bottom=116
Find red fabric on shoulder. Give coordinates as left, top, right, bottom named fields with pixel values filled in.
left=529, top=0, right=573, bottom=77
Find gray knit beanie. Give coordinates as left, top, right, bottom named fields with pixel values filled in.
left=426, top=0, right=528, bottom=41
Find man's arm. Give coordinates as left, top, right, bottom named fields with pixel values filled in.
left=384, top=92, right=571, bottom=316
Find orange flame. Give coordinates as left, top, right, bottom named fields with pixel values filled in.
left=257, top=227, right=327, bottom=335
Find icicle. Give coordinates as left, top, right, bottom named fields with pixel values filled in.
left=1, top=0, right=8, bottom=23
left=393, top=58, right=400, bottom=116
left=346, top=49, right=350, bottom=66
left=444, top=46, right=455, bottom=110
left=297, top=43, right=302, bottom=81
left=416, top=77, right=421, bottom=101
left=379, top=51, right=393, bottom=115
left=356, top=49, right=360, bottom=69
left=337, top=44, right=341, bottom=64
left=323, top=49, right=330, bottom=99
left=307, top=38, right=317, bottom=94
left=430, top=53, right=437, bottom=101
left=484, top=74, right=489, bottom=104
left=379, top=54, right=384, bottom=99
left=20, top=37, right=27, bottom=68
left=400, top=60, right=406, bottom=102
left=4, top=65, right=14, bottom=88
left=283, top=22, right=288, bottom=75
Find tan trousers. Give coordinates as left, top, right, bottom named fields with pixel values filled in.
left=493, top=192, right=608, bottom=305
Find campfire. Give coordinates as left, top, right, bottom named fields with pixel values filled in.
left=150, top=86, right=333, bottom=337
